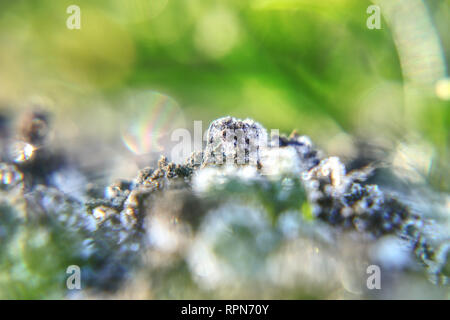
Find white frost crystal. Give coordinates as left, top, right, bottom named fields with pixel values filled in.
left=192, top=165, right=260, bottom=194
left=203, top=116, right=268, bottom=167
left=304, top=156, right=347, bottom=195
left=260, top=146, right=302, bottom=177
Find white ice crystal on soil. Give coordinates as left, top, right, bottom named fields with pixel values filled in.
left=203, top=116, right=268, bottom=167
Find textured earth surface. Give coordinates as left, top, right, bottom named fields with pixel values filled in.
left=0, top=112, right=448, bottom=299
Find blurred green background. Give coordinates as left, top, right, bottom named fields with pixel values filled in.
left=0, top=0, right=448, bottom=189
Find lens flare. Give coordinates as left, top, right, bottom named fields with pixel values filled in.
left=121, top=91, right=185, bottom=155
left=9, top=140, right=36, bottom=163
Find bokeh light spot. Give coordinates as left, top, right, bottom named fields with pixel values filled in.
left=194, top=6, right=241, bottom=59
left=435, top=78, right=450, bottom=101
